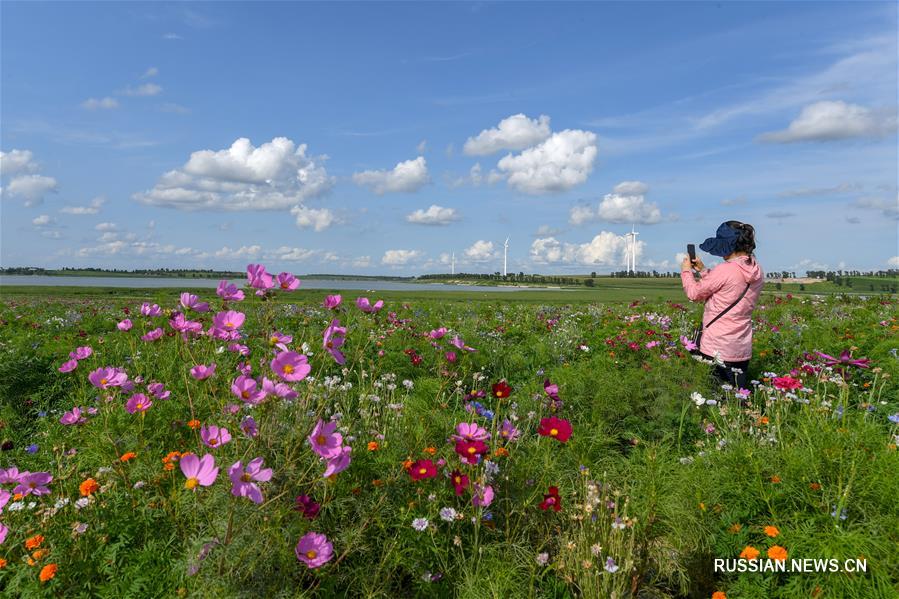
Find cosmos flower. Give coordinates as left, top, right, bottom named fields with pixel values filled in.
left=200, top=425, right=232, bottom=449
left=147, top=382, right=171, bottom=399
left=450, top=470, right=470, bottom=496
left=190, top=363, right=216, bottom=380
left=323, top=294, right=342, bottom=309
left=408, top=459, right=438, bottom=481
left=117, top=319, right=133, bottom=331
left=537, top=416, right=573, bottom=443
left=428, top=327, right=448, bottom=339
left=13, top=472, right=53, bottom=496
left=356, top=297, right=384, bottom=313
left=293, top=495, right=321, bottom=520
left=270, top=351, right=311, bottom=382
left=58, top=359, right=78, bottom=373
left=543, top=379, right=560, bottom=401
left=295, top=532, right=333, bottom=569
left=230, top=375, right=267, bottom=404
left=125, top=393, right=152, bottom=414
left=322, top=319, right=347, bottom=365
left=213, top=310, right=246, bottom=333
left=140, top=303, right=162, bottom=317
left=308, top=420, right=344, bottom=459
left=228, top=458, right=272, bottom=504
left=492, top=381, right=512, bottom=398
left=269, top=331, right=292, bottom=346
left=141, top=328, right=163, bottom=342
left=449, top=336, right=475, bottom=352
left=180, top=453, right=219, bottom=490
left=180, top=292, right=210, bottom=312
left=471, top=483, right=494, bottom=507
left=323, top=446, right=352, bottom=478
left=275, top=272, right=300, bottom=291
left=59, top=407, right=86, bottom=426
left=240, top=416, right=259, bottom=438
left=69, top=346, right=93, bottom=360
left=216, top=280, right=245, bottom=302
left=539, top=486, right=562, bottom=512
left=454, top=440, right=488, bottom=466
left=246, top=264, right=273, bottom=292
left=88, top=367, right=128, bottom=389
left=452, top=422, right=490, bottom=443
left=772, top=376, right=803, bottom=391
left=499, top=420, right=520, bottom=443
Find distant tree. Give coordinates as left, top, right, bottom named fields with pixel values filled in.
left=584, top=279, right=594, bottom=287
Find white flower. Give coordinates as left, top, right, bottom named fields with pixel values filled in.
left=133, top=480, right=146, bottom=489
left=412, top=517, right=429, bottom=531
left=536, top=552, right=550, bottom=566
left=439, top=507, right=457, bottom=522
left=54, top=498, right=70, bottom=509
left=691, top=392, right=706, bottom=406
left=402, top=380, right=414, bottom=390
left=8, top=501, right=24, bottom=512
left=75, top=497, right=91, bottom=509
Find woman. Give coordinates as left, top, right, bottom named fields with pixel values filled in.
left=681, top=221, right=764, bottom=389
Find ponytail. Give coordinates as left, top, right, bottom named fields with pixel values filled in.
left=725, top=220, right=756, bottom=257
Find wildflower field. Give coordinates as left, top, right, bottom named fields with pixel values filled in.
left=0, top=267, right=897, bottom=598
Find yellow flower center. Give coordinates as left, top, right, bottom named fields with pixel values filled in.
left=316, top=435, right=326, bottom=445
left=209, top=438, right=218, bottom=446
left=185, top=478, right=199, bottom=490
left=467, top=447, right=476, bottom=454
left=136, top=403, right=144, bottom=410
left=305, top=550, right=317, bottom=559
left=241, top=390, right=250, bottom=399
left=281, top=282, right=290, bottom=289
left=418, top=468, right=427, bottom=475
left=100, top=378, right=108, bottom=385
left=225, top=322, right=234, bottom=328
left=270, top=336, right=278, bottom=344
left=283, top=364, right=294, bottom=374
left=550, top=428, right=558, bottom=436
left=241, top=473, right=252, bottom=482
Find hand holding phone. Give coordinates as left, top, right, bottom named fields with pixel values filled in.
left=687, top=244, right=696, bottom=263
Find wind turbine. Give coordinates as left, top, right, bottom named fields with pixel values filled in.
left=451, top=252, right=455, bottom=276
left=503, top=237, right=509, bottom=277
left=629, top=224, right=640, bottom=274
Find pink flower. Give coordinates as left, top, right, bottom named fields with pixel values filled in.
left=0, top=467, right=23, bottom=485
left=141, top=327, right=163, bottom=342
left=58, top=359, right=78, bottom=373
left=117, top=319, right=133, bottom=331
left=228, top=343, right=250, bottom=356
left=147, top=382, right=171, bottom=399
left=308, top=419, right=343, bottom=459
left=262, top=377, right=298, bottom=400
left=445, top=351, right=457, bottom=363
left=323, top=319, right=347, bottom=365
left=246, top=264, right=273, bottom=294
left=69, top=346, right=93, bottom=360
left=449, top=336, right=476, bottom=352
left=680, top=335, right=698, bottom=351
left=452, top=422, right=490, bottom=442
left=323, top=294, right=342, bottom=309
left=229, top=457, right=272, bottom=504
left=170, top=312, right=203, bottom=334
left=323, top=446, right=352, bottom=478
left=13, top=471, right=53, bottom=497
left=140, top=303, right=162, bottom=317
left=213, top=310, right=245, bottom=333
left=356, top=297, right=384, bottom=313
left=275, top=272, right=300, bottom=291
left=270, top=351, right=311, bottom=382
left=216, top=280, right=245, bottom=302
left=230, top=375, right=267, bottom=404
left=180, top=292, right=210, bottom=312
left=190, top=363, right=216, bottom=380
left=772, top=376, right=803, bottom=391
left=125, top=393, right=152, bottom=414
left=60, top=407, right=86, bottom=425
left=428, top=327, right=448, bottom=340
left=268, top=331, right=292, bottom=346
left=88, top=367, right=128, bottom=389
left=471, top=483, right=494, bottom=507
left=180, top=453, right=218, bottom=489
left=200, top=425, right=232, bottom=449
left=240, top=416, right=259, bottom=438
left=295, top=532, right=334, bottom=569
left=0, top=522, right=8, bottom=545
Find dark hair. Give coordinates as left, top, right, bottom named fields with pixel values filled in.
left=725, top=220, right=756, bottom=256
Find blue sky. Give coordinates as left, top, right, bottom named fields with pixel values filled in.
left=1, top=1, right=897, bottom=275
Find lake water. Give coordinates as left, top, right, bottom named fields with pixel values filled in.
left=0, top=275, right=559, bottom=293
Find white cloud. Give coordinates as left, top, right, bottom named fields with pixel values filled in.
left=212, top=245, right=262, bottom=260
left=32, top=214, right=53, bottom=226
left=61, top=196, right=106, bottom=215
left=0, top=149, right=38, bottom=177
left=852, top=195, right=898, bottom=220
left=290, top=205, right=338, bottom=231
left=269, top=245, right=318, bottom=262
left=597, top=192, right=662, bottom=225
left=41, top=230, right=63, bottom=239
left=353, top=156, right=429, bottom=194
left=142, top=67, right=159, bottom=79
left=353, top=255, right=372, bottom=268
left=530, top=232, right=642, bottom=266
left=163, top=32, right=183, bottom=40
left=160, top=102, right=190, bottom=115
left=758, top=101, right=897, bottom=143
left=122, top=83, right=163, bottom=97
left=81, top=97, right=119, bottom=110
left=382, top=249, right=421, bottom=266
left=464, top=240, right=496, bottom=262
left=463, top=114, right=552, bottom=156
left=4, top=174, right=58, bottom=206
left=569, top=205, right=596, bottom=226
left=95, top=222, right=118, bottom=231
left=535, top=224, right=563, bottom=236
left=778, top=183, right=861, bottom=198
left=406, top=204, right=460, bottom=225
left=417, top=140, right=427, bottom=154
left=887, top=256, right=899, bottom=267
left=497, top=129, right=597, bottom=194
left=134, top=137, right=334, bottom=210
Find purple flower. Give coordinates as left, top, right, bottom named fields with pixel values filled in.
left=356, top=297, right=384, bottom=313
left=323, top=294, right=342, bottom=309
left=229, top=458, right=272, bottom=504
left=0, top=467, right=23, bottom=485
left=471, top=484, right=494, bottom=507
left=212, top=310, right=245, bottom=336
left=293, top=494, right=321, bottom=520
left=147, top=382, right=171, bottom=399
left=60, top=407, right=87, bottom=426
left=308, top=419, right=343, bottom=459
left=428, top=327, right=448, bottom=339
left=216, top=280, right=245, bottom=302
left=200, top=425, right=232, bottom=449
left=117, top=319, right=133, bottom=331
left=140, top=303, right=162, bottom=317
left=270, top=351, right=311, bottom=382
left=449, top=336, right=475, bottom=352
left=125, top=393, right=152, bottom=414
left=680, top=335, right=698, bottom=351
left=499, top=419, right=520, bottom=443
left=543, top=379, right=560, bottom=401
left=88, top=367, right=128, bottom=389
left=0, top=522, right=7, bottom=545
left=180, top=292, right=210, bottom=312
left=181, top=453, right=218, bottom=489
left=141, top=327, right=163, bottom=342
left=275, top=272, right=300, bottom=291
left=323, top=446, right=352, bottom=478
left=191, top=363, right=216, bottom=380
left=268, top=331, right=292, bottom=346
left=295, top=532, right=334, bottom=569
left=452, top=422, right=490, bottom=442
left=604, top=557, right=619, bottom=573
left=69, top=346, right=93, bottom=360
left=323, top=319, right=347, bottom=365
left=240, top=416, right=259, bottom=438
left=13, top=471, right=53, bottom=496
left=231, top=375, right=267, bottom=404
left=246, top=264, right=273, bottom=293
left=58, top=359, right=78, bottom=373
left=262, top=377, right=298, bottom=400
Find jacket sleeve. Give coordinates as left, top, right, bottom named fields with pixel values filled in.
left=681, top=266, right=727, bottom=302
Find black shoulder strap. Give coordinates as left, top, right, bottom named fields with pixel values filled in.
left=702, top=282, right=751, bottom=330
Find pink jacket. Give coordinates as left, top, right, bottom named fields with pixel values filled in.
left=681, top=256, right=764, bottom=362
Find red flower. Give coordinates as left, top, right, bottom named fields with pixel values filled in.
left=538, top=416, right=572, bottom=442
left=450, top=469, right=470, bottom=495
left=454, top=440, right=488, bottom=465
left=539, top=486, right=562, bottom=511
left=491, top=381, right=512, bottom=398
left=772, top=376, right=802, bottom=391
left=408, top=459, right=437, bottom=481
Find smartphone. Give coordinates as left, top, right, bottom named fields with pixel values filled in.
left=687, top=244, right=696, bottom=263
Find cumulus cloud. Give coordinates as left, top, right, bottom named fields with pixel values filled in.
left=61, top=196, right=106, bottom=215
left=758, top=101, right=897, bottom=143
left=353, top=255, right=372, bottom=268
left=353, top=156, right=429, bottom=194
left=887, top=256, right=899, bottom=267
left=569, top=205, right=596, bottom=226
left=382, top=249, right=421, bottom=266
left=32, top=214, right=53, bottom=226
left=778, top=182, right=861, bottom=197
left=82, top=97, right=119, bottom=110
left=122, top=83, right=163, bottom=97
left=531, top=232, right=642, bottom=267
left=497, top=129, right=597, bottom=194
left=0, top=149, right=38, bottom=177
left=134, top=137, right=334, bottom=210
left=612, top=180, right=649, bottom=195
left=95, top=222, right=118, bottom=232
left=4, top=175, right=58, bottom=206
left=269, top=245, right=318, bottom=262
left=290, top=205, right=339, bottom=231
left=852, top=195, right=898, bottom=220
left=570, top=181, right=663, bottom=225
left=463, top=114, right=552, bottom=156
left=142, top=67, right=159, bottom=79
left=464, top=240, right=496, bottom=262
left=406, top=204, right=460, bottom=225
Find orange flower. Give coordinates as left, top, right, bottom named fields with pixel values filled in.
left=402, top=459, right=413, bottom=470
left=25, top=535, right=44, bottom=550
left=79, top=478, right=100, bottom=497
left=39, top=563, right=58, bottom=583
left=767, top=545, right=788, bottom=562
left=809, top=482, right=821, bottom=491
left=739, top=545, right=760, bottom=560
left=0, top=557, right=7, bottom=569
left=493, top=447, right=510, bottom=458
left=698, top=502, right=706, bottom=511
left=367, top=441, right=379, bottom=451
left=764, top=525, right=780, bottom=538
left=371, top=479, right=383, bottom=487
left=32, top=549, right=48, bottom=560
left=187, top=419, right=201, bottom=429
left=770, top=475, right=781, bottom=484
left=13, top=493, right=24, bottom=501
left=423, top=446, right=437, bottom=455
left=120, top=452, right=137, bottom=462
left=712, top=592, right=727, bottom=599
left=758, top=416, right=769, bottom=425
left=728, top=523, right=742, bottom=534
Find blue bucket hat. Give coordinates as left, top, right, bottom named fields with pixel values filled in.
left=699, top=222, right=740, bottom=257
